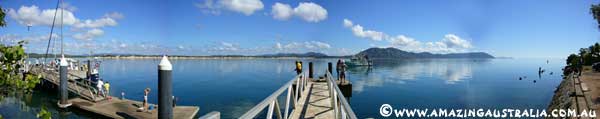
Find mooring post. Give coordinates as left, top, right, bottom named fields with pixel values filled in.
left=328, top=62, right=333, bottom=75
left=58, top=56, right=72, bottom=108
left=158, top=56, right=173, bottom=119
left=309, top=62, right=313, bottom=78
left=87, top=60, right=92, bottom=79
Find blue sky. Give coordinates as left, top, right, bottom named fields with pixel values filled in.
left=1, top=0, right=600, bottom=58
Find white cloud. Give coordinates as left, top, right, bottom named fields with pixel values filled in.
left=388, top=35, right=420, bottom=47
left=7, top=5, right=78, bottom=26
left=343, top=19, right=385, bottom=41
left=220, top=0, right=264, bottom=15
left=271, top=3, right=293, bottom=20
left=195, top=0, right=221, bottom=15
left=8, top=5, right=122, bottom=42
left=72, top=28, right=104, bottom=41
left=60, top=2, right=78, bottom=12
left=196, top=0, right=264, bottom=16
left=0, top=34, right=59, bottom=45
left=274, top=42, right=283, bottom=49
left=293, top=2, right=327, bottom=22
left=270, top=2, right=327, bottom=23
left=104, top=12, right=124, bottom=19
left=442, top=34, right=472, bottom=49
left=73, top=17, right=117, bottom=29
left=343, top=19, right=353, bottom=27
left=276, top=41, right=331, bottom=51
left=119, top=43, right=128, bottom=48
left=343, top=19, right=474, bottom=53
left=210, top=42, right=240, bottom=51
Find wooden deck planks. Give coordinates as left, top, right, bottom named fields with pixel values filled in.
left=289, top=81, right=334, bottom=119
left=69, top=98, right=199, bottom=119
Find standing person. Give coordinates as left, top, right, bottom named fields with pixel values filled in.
left=294, top=61, right=302, bottom=75
left=143, top=88, right=151, bottom=112
left=104, top=81, right=111, bottom=100
left=336, top=59, right=342, bottom=80
left=97, top=79, right=104, bottom=97
left=340, top=60, right=347, bottom=83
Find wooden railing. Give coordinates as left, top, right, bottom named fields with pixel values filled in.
left=30, top=65, right=101, bottom=101
left=239, top=71, right=308, bottom=119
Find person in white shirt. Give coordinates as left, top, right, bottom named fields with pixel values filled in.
left=97, top=79, right=104, bottom=97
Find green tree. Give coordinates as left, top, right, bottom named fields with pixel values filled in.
left=0, top=6, right=5, bottom=27
left=0, top=5, right=48, bottom=119
left=592, top=4, right=600, bottom=29
left=567, top=54, right=580, bottom=66
left=0, top=41, right=41, bottom=91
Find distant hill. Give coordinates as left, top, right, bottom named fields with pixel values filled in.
left=356, top=47, right=494, bottom=59
left=261, top=52, right=329, bottom=57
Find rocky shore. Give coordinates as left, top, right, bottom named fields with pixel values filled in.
left=547, top=74, right=574, bottom=112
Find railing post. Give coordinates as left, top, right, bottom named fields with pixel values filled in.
left=274, top=100, right=282, bottom=119
left=295, top=76, right=300, bottom=103
left=285, top=85, right=292, bottom=119
left=308, top=62, right=313, bottom=79
left=341, top=106, right=347, bottom=119
left=334, top=91, right=339, bottom=119
left=267, top=100, right=275, bottom=119
left=300, top=73, right=305, bottom=92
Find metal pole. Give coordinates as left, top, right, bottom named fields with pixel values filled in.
left=308, top=62, right=313, bottom=78
left=57, top=56, right=71, bottom=108
left=87, top=60, right=92, bottom=79
left=158, top=56, right=173, bottom=119
left=328, top=62, right=332, bottom=76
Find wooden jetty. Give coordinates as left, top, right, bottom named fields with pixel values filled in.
left=29, top=64, right=200, bottom=119
left=240, top=68, right=357, bottom=119
left=68, top=98, right=199, bottom=119
left=30, top=65, right=105, bottom=102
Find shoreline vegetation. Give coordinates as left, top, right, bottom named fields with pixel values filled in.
left=547, top=42, right=600, bottom=115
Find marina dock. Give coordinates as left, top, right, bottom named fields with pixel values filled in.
left=29, top=62, right=200, bottom=119
left=68, top=98, right=199, bottom=119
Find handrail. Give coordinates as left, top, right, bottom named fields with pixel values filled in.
left=239, top=72, right=307, bottom=119
left=325, top=71, right=358, bottom=119
left=31, top=65, right=99, bottom=101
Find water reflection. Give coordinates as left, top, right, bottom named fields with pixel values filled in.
left=349, top=59, right=490, bottom=93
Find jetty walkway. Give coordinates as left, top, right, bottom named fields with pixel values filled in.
left=240, top=65, right=357, bottom=119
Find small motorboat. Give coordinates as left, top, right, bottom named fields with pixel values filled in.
left=345, top=55, right=373, bottom=67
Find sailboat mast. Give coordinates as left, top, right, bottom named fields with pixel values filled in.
left=60, top=0, right=64, bottom=57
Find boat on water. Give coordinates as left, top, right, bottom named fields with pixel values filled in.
left=345, top=55, right=373, bottom=67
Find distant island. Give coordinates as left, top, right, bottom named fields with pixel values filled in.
left=27, top=48, right=494, bottom=59
left=356, top=47, right=494, bottom=59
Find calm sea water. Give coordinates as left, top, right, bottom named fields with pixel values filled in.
left=0, top=58, right=564, bottom=118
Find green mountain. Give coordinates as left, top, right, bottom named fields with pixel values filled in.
left=356, top=47, right=494, bottom=59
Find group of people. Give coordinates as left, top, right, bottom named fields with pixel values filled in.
left=292, top=60, right=347, bottom=82
left=96, top=79, right=111, bottom=100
